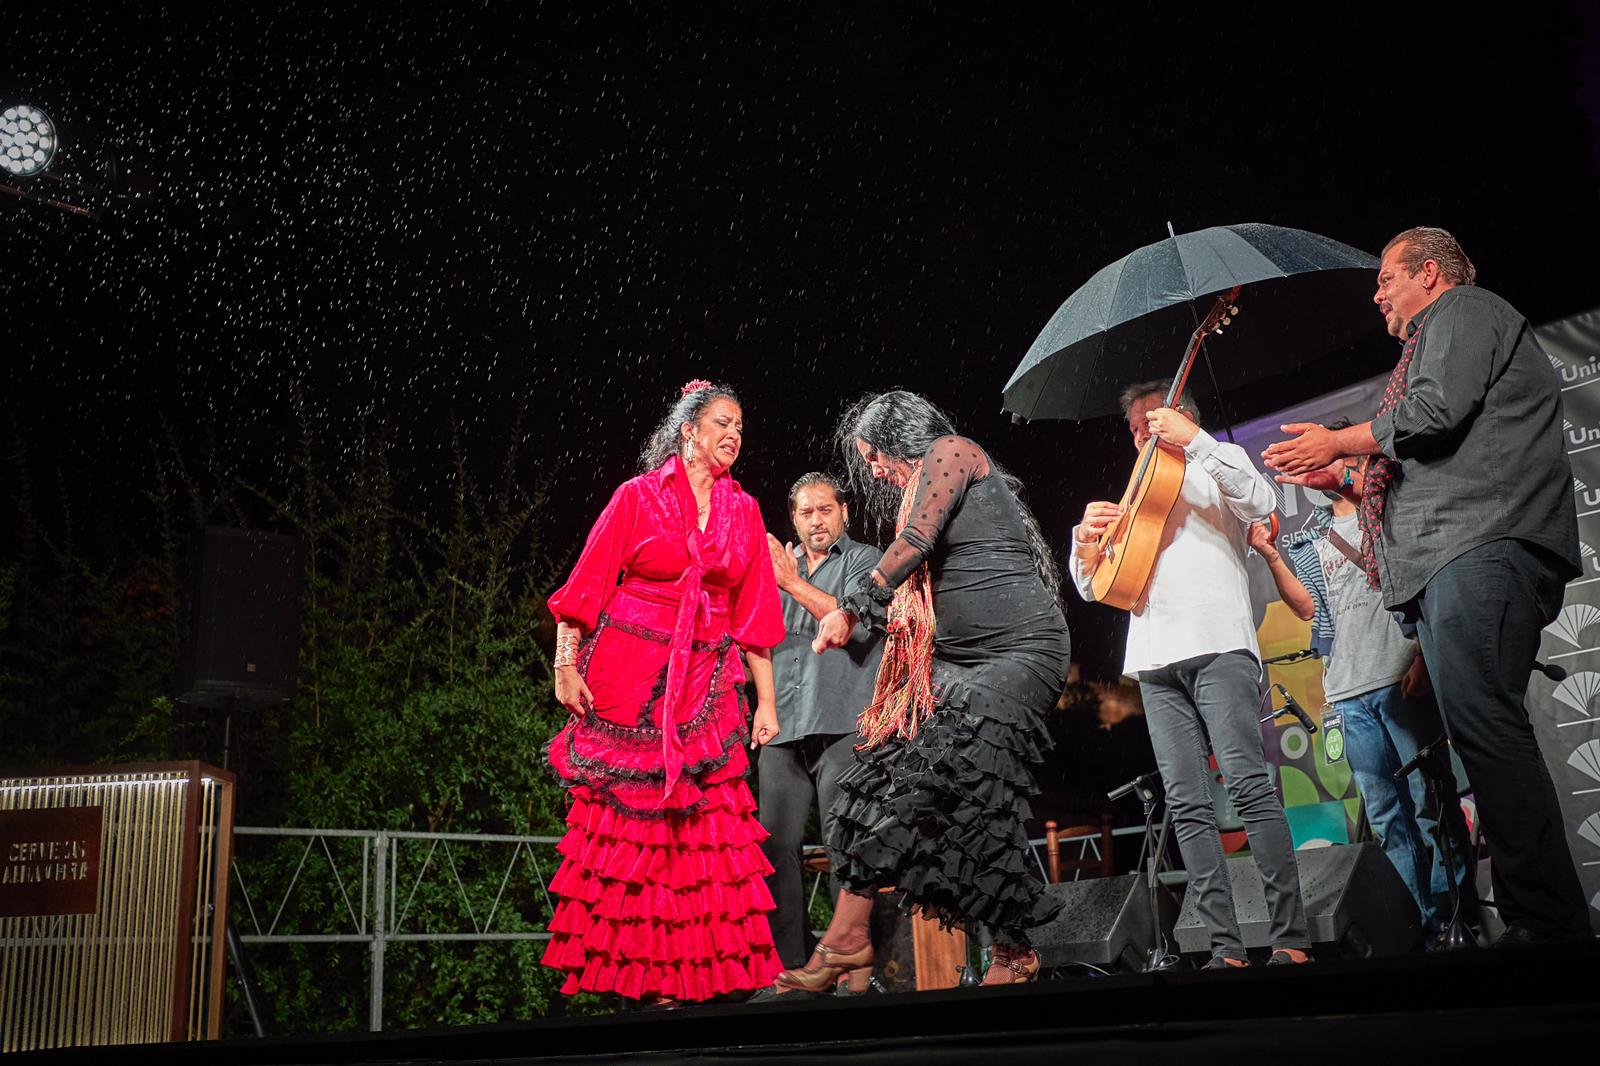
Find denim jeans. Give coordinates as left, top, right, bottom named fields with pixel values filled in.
left=1141, top=650, right=1309, bottom=959
left=1335, top=682, right=1465, bottom=932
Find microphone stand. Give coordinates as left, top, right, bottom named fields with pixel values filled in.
left=1393, top=733, right=1474, bottom=949
left=1109, top=771, right=1177, bottom=972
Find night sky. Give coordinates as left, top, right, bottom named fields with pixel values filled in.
left=8, top=5, right=1600, bottom=681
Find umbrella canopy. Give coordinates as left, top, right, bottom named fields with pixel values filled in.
left=1002, top=223, right=1380, bottom=421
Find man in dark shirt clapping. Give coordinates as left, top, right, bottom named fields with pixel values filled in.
left=1264, top=226, right=1589, bottom=944
left=759, top=473, right=884, bottom=973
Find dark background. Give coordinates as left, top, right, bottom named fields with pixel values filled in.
left=7, top=3, right=1600, bottom=683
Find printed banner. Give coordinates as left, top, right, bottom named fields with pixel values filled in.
left=1531, top=306, right=1600, bottom=929
left=0, top=806, right=103, bottom=918
left=1229, top=375, right=1388, bottom=843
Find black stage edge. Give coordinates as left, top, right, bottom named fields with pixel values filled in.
left=17, top=941, right=1600, bottom=1065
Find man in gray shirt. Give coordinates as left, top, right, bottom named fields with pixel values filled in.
left=759, top=473, right=884, bottom=970
left=1251, top=446, right=1469, bottom=943
left=1265, top=226, right=1589, bottom=944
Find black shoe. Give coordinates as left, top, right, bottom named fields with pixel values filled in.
left=1265, top=949, right=1310, bottom=966
left=1491, top=923, right=1590, bottom=948
left=637, top=996, right=687, bottom=1012
left=745, top=985, right=821, bottom=1004
left=1200, top=955, right=1248, bottom=970
left=836, top=976, right=886, bottom=996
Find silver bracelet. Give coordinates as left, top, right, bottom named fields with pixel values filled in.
left=553, top=633, right=580, bottom=669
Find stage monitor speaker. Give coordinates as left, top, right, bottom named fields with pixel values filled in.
left=1031, top=873, right=1181, bottom=972
left=177, top=527, right=306, bottom=711
left=1172, top=842, right=1420, bottom=957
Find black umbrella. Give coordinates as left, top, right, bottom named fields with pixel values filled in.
left=1002, top=223, right=1380, bottom=422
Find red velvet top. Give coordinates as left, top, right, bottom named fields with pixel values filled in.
left=548, top=455, right=785, bottom=651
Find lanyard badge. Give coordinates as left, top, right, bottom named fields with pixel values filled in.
left=1321, top=705, right=1345, bottom=763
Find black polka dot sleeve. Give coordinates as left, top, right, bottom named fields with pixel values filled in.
left=839, top=436, right=991, bottom=628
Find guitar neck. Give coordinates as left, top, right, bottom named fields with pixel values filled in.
left=1124, top=286, right=1241, bottom=497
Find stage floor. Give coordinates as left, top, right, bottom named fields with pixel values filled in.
left=15, top=940, right=1600, bottom=1065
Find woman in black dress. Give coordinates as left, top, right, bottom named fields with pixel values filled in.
left=771, top=390, right=1071, bottom=990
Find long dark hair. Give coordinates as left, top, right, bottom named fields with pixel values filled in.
left=835, top=390, right=1061, bottom=598
left=638, top=382, right=740, bottom=473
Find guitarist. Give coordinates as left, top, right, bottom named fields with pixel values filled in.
left=1070, top=380, right=1311, bottom=968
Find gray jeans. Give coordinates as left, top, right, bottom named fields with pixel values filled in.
left=1141, top=650, right=1309, bottom=959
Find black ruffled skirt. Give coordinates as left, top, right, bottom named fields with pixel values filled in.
left=827, top=655, right=1063, bottom=945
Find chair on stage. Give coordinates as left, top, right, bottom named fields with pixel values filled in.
left=1043, top=813, right=1117, bottom=883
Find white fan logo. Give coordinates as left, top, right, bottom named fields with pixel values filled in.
left=1571, top=740, right=1600, bottom=785
left=1580, top=810, right=1600, bottom=850
left=1547, top=604, right=1600, bottom=648
left=1553, top=672, right=1600, bottom=724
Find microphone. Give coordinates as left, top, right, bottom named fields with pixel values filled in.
left=1534, top=660, right=1568, bottom=683
left=1108, top=771, right=1161, bottom=803
left=1273, top=684, right=1318, bottom=734
left=1261, top=648, right=1321, bottom=666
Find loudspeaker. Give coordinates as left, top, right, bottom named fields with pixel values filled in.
left=177, top=528, right=306, bottom=711
left=1031, top=874, right=1182, bottom=972
left=1172, top=843, right=1420, bottom=957
left=866, top=890, right=971, bottom=992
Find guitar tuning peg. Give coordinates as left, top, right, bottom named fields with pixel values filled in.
left=1221, top=316, right=1232, bottom=326
left=1229, top=305, right=1239, bottom=315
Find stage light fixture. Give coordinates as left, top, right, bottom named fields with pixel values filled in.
left=1, top=103, right=58, bottom=179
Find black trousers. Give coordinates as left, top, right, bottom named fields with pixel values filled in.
left=1409, top=538, right=1590, bottom=938
left=755, top=733, right=858, bottom=968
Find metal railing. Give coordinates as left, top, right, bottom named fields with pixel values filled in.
left=230, top=827, right=563, bottom=1031
left=230, top=822, right=1143, bottom=1032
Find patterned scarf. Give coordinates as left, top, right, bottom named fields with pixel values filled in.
left=856, top=465, right=938, bottom=749
left=1357, top=312, right=1430, bottom=587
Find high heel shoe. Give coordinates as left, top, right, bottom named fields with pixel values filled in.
left=980, top=946, right=1040, bottom=986
left=771, top=941, right=875, bottom=994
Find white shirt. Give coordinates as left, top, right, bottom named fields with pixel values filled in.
left=1070, top=429, right=1277, bottom=678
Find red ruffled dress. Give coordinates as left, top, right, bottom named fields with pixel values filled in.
left=542, top=455, right=786, bottom=1000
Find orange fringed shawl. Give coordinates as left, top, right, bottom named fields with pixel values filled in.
left=856, top=465, right=938, bottom=748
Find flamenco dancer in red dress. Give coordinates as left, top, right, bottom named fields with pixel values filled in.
left=542, top=381, right=787, bottom=1006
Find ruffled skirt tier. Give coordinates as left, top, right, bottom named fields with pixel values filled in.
left=542, top=592, right=780, bottom=999
left=829, top=658, right=1063, bottom=944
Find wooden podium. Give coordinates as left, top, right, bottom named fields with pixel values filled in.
left=0, top=762, right=235, bottom=1051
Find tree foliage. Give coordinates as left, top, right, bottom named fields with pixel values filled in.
left=0, top=410, right=600, bottom=1032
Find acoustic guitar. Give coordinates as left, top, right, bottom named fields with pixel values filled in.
left=1088, top=287, right=1241, bottom=610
